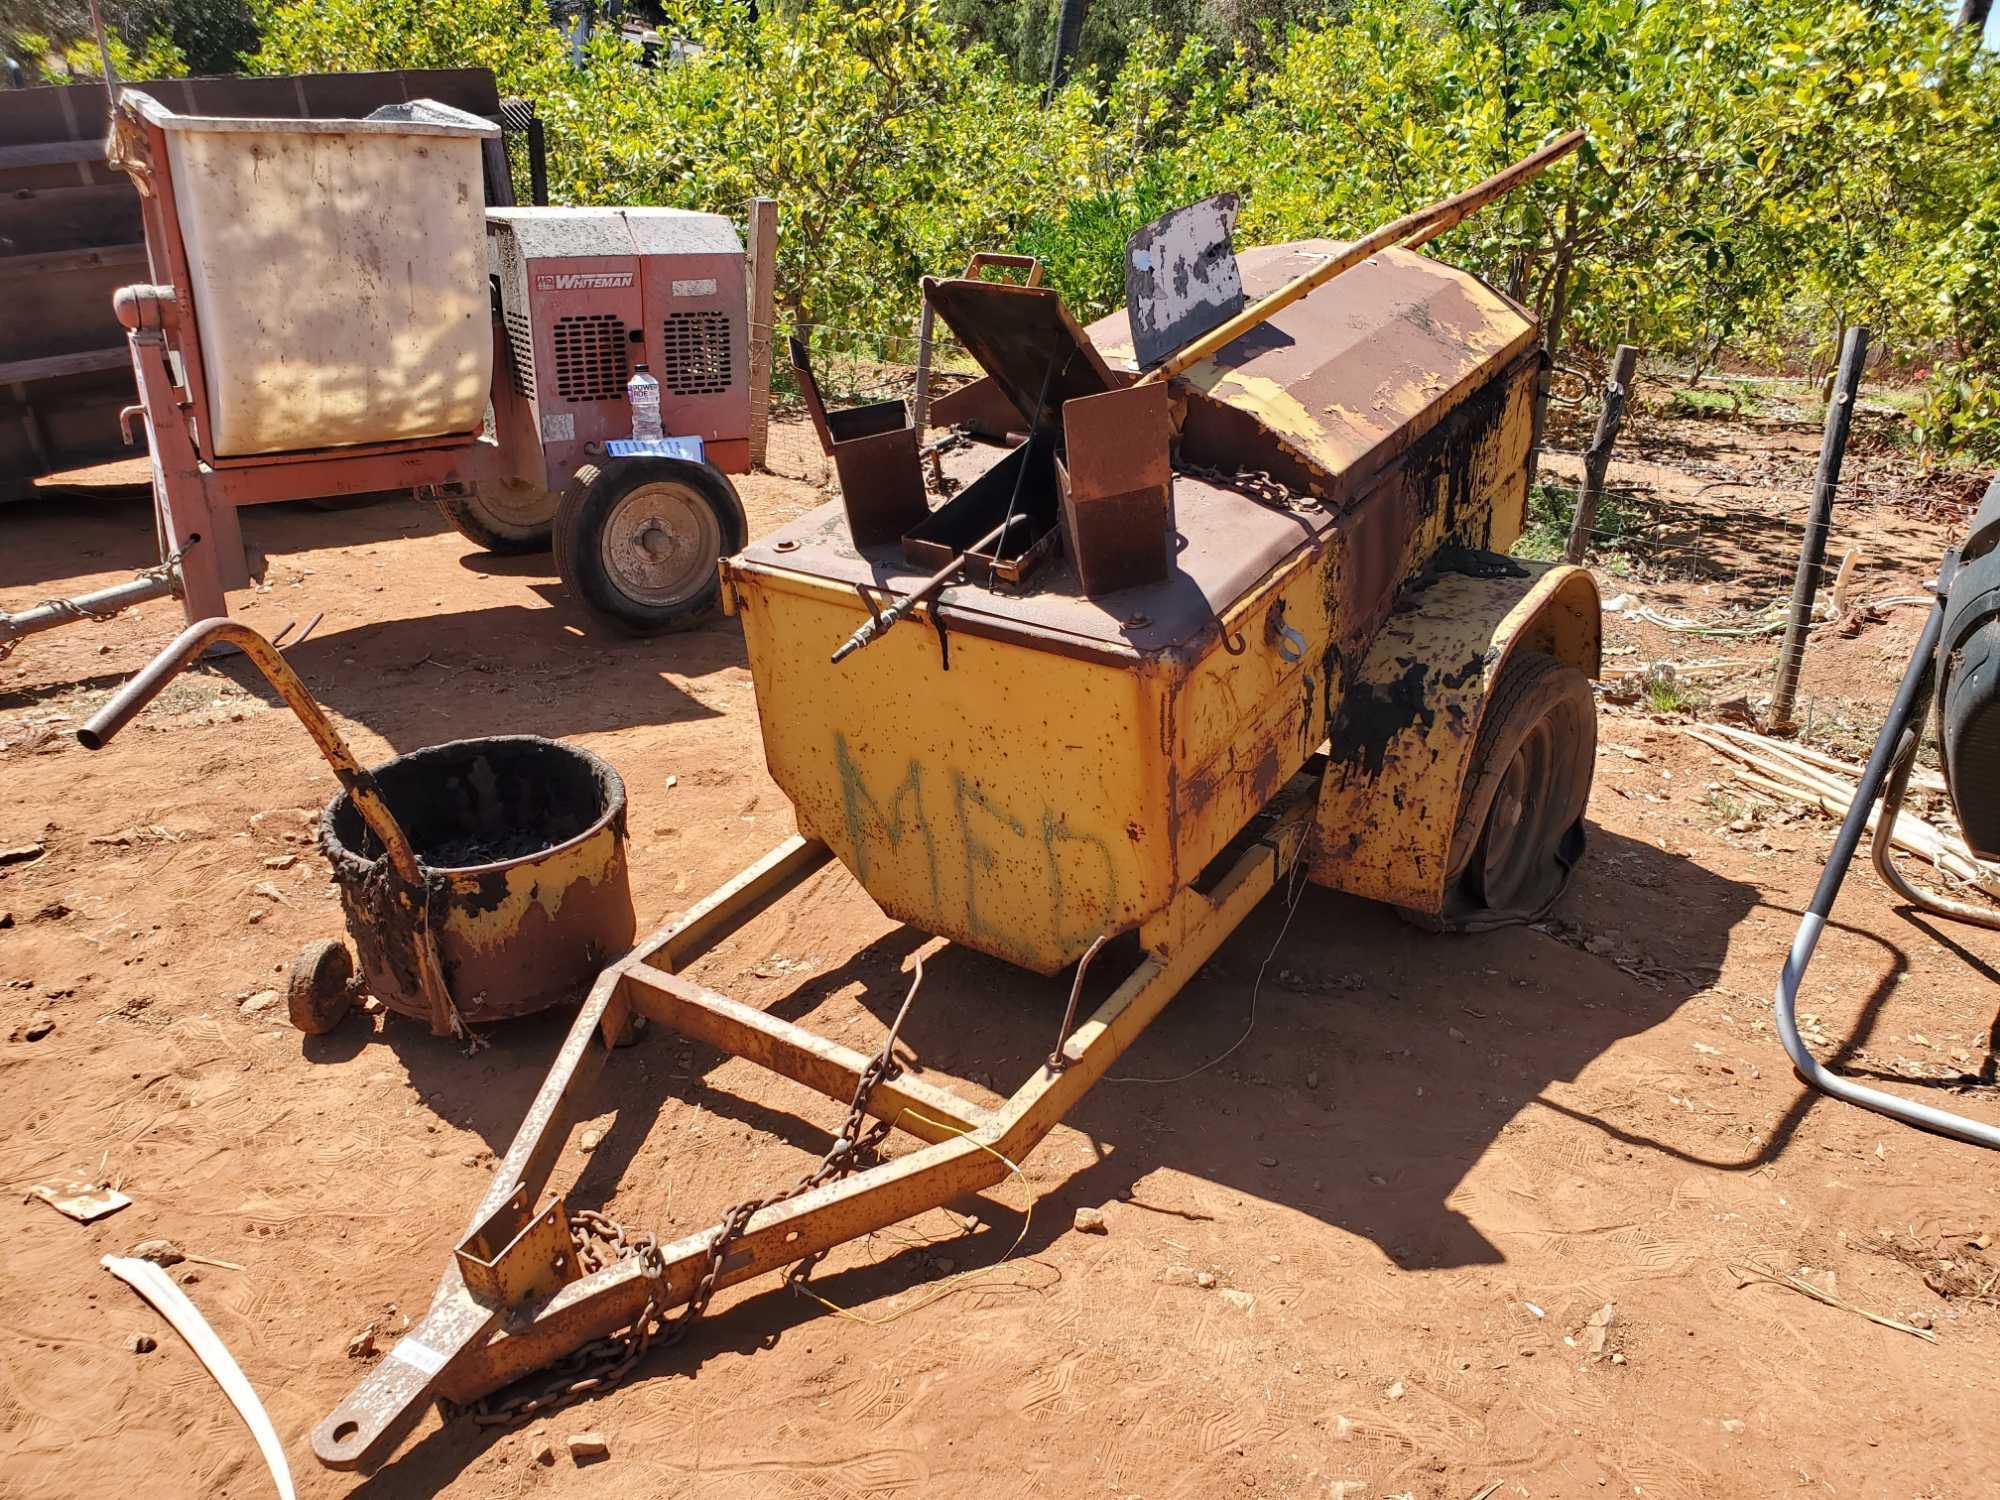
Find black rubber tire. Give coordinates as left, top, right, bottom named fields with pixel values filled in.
left=435, top=479, right=558, bottom=554
left=287, top=938, right=357, bottom=1035
left=552, top=459, right=744, bottom=634
left=551, top=463, right=599, bottom=590
left=1414, top=650, right=1596, bottom=932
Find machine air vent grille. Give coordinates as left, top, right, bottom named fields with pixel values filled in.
left=662, top=311, right=732, bottom=396
left=552, top=314, right=630, bottom=403
left=504, top=310, right=536, bottom=400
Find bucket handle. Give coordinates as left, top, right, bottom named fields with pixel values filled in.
left=80, top=617, right=467, bottom=1038
left=77, top=616, right=425, bottom=886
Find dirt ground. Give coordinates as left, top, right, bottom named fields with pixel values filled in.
left=4, top=410, right=2000, bottom=1500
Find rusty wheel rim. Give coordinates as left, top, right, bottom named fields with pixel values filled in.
left=600, top=480, right=721, bottom=609
left=474, top=477, right=557, bottom=526
left=1478, top=720, right=1558, bottom=911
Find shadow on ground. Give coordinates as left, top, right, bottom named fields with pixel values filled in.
left=316, top=816, right=1782, bottom=1488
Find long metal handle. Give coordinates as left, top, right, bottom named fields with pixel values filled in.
left=77, top=617, right=425, bottom=886
left=831, top=514, right=1030, bottom=663
left=1136, top=130, right=1586, bottom=387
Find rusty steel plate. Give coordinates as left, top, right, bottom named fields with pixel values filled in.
left=1088, top=239, right=1538, bottom=505
left=1124, top=192, right=1244, bottom=370
left=739, top=437, right=1326, bottom=659
left=921, top=277, right=1116, bottom=432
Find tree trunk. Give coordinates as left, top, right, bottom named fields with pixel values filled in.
left=1043, top=0, right=1088, bottom=104
left=1958, top=0, right=1991, bottom=34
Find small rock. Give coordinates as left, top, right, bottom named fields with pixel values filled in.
left=361, top=996, right=384, bottom=1014
left=1258, top=1155, right=1278, bottom=1168
left=127, top=1332, right=156, bottom=1354
left=252, top=881, right=288, bottom=904
left=567, top=1431, right=609, bottom=1463
left=1305, top=1070, right=1319, bottom=1090
left=1908, top=1310, right=1934, bottom=1330
left=0, top=912, right=12, bottom=929
left=1584, top=1301, right=1615, bottom=1356
left=532, top=1441, right=556, bottom=1466
left=246, top=909, right=266, bottom=925
left=664, top=775, right=679, bottom=789
left=461, top=1154, right=479, bottom=1167
left=1448, top=1026, right=1468, bottom=1044
left=240, top=990, right=280, bottom=1016
left=263, top=854, right=298, bottom=870
left=1609, top=1352, right=1626, bottom=1365
left=1220, top=1289, right=1255, bottom=1312
left=1072, top=1206, right=1107, bottom=1235
left=578, top=1128, right=603, bottom=1153
left=128, top=1238, right=185, bottom=1267
left=1194, top=1270, right=1218, bottom=1290
left=346, top=1324, right=379, bottom=1361
left=1721, top=1418, right=1745, bottom=1434
left=0, top=842, right=46, bottom=866
left=19, top=1018, right=53, bottom=1042
left=1384, top=1379, right=1406, bottom=1400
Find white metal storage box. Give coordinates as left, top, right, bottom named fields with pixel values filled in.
left=128, top=92, right=497, bottom=457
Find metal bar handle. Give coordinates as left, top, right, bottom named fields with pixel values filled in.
left=960, top=252, right=1043, bottom=287
left=77, top=616, right=425, bottom=885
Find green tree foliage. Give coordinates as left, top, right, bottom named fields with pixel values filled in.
left=5, top=1, right=255, bottom=76
left=223, top=0, right=2000, bottom=461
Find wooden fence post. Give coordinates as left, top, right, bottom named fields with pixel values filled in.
left=1771, top=324, right=1869, bottom=727
left=745, top=196, right=778, bottom=471
left=912, top=295, right=936, bottom=433
left=1563, top=343, right=1640, bottom=565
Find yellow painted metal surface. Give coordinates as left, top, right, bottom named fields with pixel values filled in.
left=725, top=241, right=1567, bottom=970
left=723, top=350, right=1547, bottom=973
left=727, top=564, right=1170, bottom=974
left=1306, top=562, right=1602, bottom=912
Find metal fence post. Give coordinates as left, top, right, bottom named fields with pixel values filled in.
left=745, top=196, right=778, bottom=470
left=1771, top=325, right=1869, bottom=727
left=1563, top=344, right=1640, bottom=565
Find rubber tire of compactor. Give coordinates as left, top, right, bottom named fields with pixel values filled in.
left=1939, top=473, right=2000, bottom=861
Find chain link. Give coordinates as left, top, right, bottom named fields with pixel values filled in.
left=1179, top=462, right=1322, bottom=512
left=468, top=961, right=927, bottom=1429
left=0, top=545, right=188, bottom=664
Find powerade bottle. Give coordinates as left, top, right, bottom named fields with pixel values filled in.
left=626, top=363, right=662, bottom=442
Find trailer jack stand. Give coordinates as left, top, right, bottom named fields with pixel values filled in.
left=312, top=773, right=1318, bottom=1472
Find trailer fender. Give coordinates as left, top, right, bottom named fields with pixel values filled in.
left=1307, top=556, right=1600, bottom=913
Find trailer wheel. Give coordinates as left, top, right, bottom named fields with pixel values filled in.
left=287, top=938, right=357, bottom=1035
left=1422, top=650, right=1595, bottom=931
left=436, top=479, right=558, bottom=554
left=554, top=460, right=743, bottom=633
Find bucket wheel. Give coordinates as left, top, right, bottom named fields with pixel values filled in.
left=287, top=937, right=358, bottom=1035
left=553, top=458, right=746, bottom=633
left=1420, top=649, right=1596, bottom=931
left=436, top=478, right=558, bottom=554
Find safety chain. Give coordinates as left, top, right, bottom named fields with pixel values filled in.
left=0, top=545, right=187, bottom=664
left=468, top=961, right=927, bottom=1430
left=1180, top=462, right=1322, bottom=512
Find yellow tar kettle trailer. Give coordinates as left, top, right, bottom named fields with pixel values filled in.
left=315, top=142, right=1600, bottom=1471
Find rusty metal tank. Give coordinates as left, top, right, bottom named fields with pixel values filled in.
left=320, top=735, right=637, bottom=1023
left=721, top=242, right=1542, bottom=974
